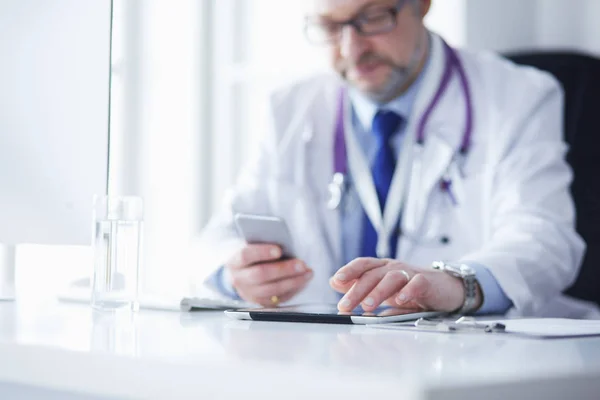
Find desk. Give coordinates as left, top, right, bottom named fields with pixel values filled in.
left=1, top=298, right=600, bottom=400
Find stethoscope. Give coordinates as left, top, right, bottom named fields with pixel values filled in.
left=327, top=39, right=473, bottom=255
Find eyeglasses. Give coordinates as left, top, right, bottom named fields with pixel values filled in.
left=304, top=0, right=408, bottom=45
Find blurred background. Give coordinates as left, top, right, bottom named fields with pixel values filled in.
left=13, top=0, right=600, bottom=301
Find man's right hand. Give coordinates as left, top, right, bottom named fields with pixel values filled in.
left=225, top=244, right=313, bottom=306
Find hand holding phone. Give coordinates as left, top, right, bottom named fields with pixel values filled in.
left=225, top=214, right=313, bottom=306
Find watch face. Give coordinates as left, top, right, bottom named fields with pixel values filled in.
left=433, top=262, right=476, bottom=278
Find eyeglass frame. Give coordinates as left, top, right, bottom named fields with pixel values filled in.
left=303, top=0, right=409, bottom=45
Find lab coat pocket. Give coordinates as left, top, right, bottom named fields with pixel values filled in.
left=398, top=189, right=463, bottom=266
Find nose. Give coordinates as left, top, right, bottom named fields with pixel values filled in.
left=339, top=24, right=368, bottom=61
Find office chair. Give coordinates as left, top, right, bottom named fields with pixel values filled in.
left=505, top=50, right=600, bottom=307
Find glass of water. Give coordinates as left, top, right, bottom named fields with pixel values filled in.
left=91, top=195, right=144, bottom=312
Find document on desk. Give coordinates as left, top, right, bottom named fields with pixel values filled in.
left=498, top=318, right=600, bottom=338
left=368, top=318, right=600, bottom=339
left=179, top=296, right=251, bottom=311
left=57, top=284, right=250, bottom=312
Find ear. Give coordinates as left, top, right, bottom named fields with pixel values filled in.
left=418, top=0, right=432, bottom=18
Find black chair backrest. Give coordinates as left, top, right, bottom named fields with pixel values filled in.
left=504, top=51, right=600, bottom=306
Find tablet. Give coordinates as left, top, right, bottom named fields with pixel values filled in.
left=224, top=304, right=446, bottom=325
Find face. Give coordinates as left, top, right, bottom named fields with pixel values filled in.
left=308, top=0, right=430, bottom=103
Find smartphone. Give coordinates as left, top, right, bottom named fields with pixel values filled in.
left=233, top=213, right=296, bottom=259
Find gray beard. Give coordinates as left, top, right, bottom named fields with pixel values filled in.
left=361, top=31, right=429, bottom=104
left=363, top=65, right=416, bottom=104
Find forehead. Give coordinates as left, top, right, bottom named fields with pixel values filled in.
left=309, top=0, right=396, bottom=18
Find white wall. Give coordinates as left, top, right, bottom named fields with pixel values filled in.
left=536, top=0, right=600, bottom=55
left=465, top=0, right=538, bottom=52
left=1, top=0, right=112, bottom=303
left=424, top=0, right=467, bottom=47
left=428, top=0, right=600, bottom=56
left=0, top=0, right=111, bottom=246
left=580, top=0, right=600, bottom=54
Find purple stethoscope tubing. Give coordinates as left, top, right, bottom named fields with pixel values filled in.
left=332, top=39, right=473, bottom=181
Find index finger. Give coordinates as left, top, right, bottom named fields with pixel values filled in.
left=331, top=258, right=391, bottom=284
left=228, top=244, right=282, bottom=270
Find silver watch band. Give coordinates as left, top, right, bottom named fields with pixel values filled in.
left=432, top=261, right=479, bottom=314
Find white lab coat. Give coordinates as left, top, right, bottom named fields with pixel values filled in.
left=195, top=33, right=600, bottom=319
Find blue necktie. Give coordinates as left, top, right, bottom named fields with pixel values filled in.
left=360, top=110, right=403, bottom=259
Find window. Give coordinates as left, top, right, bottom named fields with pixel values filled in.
left=208, top=0, right=328, bottom=214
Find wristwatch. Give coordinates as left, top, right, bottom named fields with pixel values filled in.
left=432, top=261, right=479, bottom=314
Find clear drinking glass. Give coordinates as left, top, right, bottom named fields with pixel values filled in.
left=91, top=195, right=144, bottom=312
left=91, top=310, right=139, bottom=356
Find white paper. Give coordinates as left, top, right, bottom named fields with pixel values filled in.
left=368, top=318, right=600, bottom=338
left=494, top=318, right=600, bottom=338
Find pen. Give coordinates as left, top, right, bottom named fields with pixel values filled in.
left=415, top=317, right=506, bottom=333
left=439, top=178, right=458, bottom=206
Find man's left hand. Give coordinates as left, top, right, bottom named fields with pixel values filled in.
left=329, top=258, right=481, bottom=313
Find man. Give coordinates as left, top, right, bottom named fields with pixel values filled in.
left=196, top=0, right=600, bottom=318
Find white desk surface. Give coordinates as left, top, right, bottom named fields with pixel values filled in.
left=1, top=296, right=600, bottom=400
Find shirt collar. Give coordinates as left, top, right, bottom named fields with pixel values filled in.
left=348, top=47, right=431, bottom=133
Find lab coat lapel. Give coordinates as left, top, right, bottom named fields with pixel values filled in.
left=306, top=82, right=342, bottom=268
left=401, top=33, right=461, bottom=256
